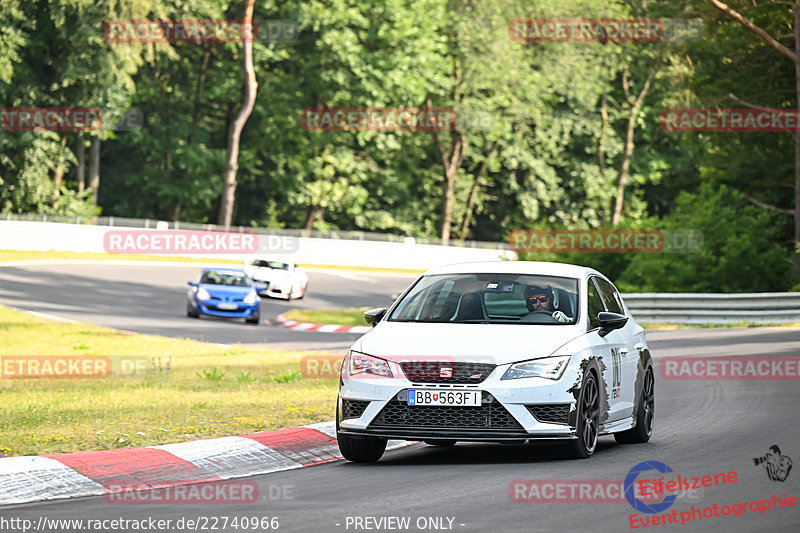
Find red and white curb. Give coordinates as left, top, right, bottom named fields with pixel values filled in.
left=0, top=422, right=412, bottom=506
left=269, top=314, right=371, bottom=334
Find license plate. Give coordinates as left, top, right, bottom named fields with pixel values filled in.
left=407, top=390, right=481, bottom=406
left=217, top=303, right=238, bottom=310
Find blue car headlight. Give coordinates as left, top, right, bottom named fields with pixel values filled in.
left=501, top=356, right=571, bottom=380
left=243, top=292, right=257, bottom=304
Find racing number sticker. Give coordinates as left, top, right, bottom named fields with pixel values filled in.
left=610, top=347, right=622, bottom=399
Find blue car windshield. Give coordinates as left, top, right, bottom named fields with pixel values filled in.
left=200, top=270, right=252, bottom=287
left=388, top=273, right=579, bottom=325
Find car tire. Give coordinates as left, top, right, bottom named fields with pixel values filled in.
left=337, top=432, right=387, bottom=462
left=245, top=311, right=260, bottom=325
left=614, top=366, right=654, bottom=444
left=186, top=303, right=199, bottom=318
left=286, top=285, right=293, bottom=302
left=424, top=440, right=457, bottom=447
left=556, top=368, right=600, bottom=460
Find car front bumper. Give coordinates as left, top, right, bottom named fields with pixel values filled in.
left=192, top=298, right=259, bottom=318
left=337, top=369, right=579, bottom=442
left=254, top=281, right=291, bottom=299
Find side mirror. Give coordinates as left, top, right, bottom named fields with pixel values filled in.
left=187, top=281, right=197, bottom=287
left=597, top=312, right=628, bottom=337
left=364, top=307, right=387, bottom=327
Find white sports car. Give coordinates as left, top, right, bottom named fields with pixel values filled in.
left=243, top=258, right=308, bottom=300
left=336, top=261, right=654, bottom=462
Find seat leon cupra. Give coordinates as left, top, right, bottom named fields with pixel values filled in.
left=336, top=261, right=655, bottom=462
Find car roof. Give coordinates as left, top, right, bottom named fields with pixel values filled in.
left=246, top=257, right=292, bottom=265
left=423, top=261, right=598, bottom=279
left=202, top=267, right=247, bottom=274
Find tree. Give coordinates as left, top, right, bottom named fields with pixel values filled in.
left=217, top=0, right=258, bottom=229
left=707, top=0, right=800, bottom=280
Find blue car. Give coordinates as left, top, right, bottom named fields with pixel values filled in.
left=186, top=268, right=260, bottom=324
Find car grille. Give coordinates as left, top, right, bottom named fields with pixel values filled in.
left=341, top=399, right=370, bottom=419
left=526, top=404, right=571, bottom=425
left=399, top=361, right=496, bottom=384
left=369, top=400, right=522, bottom=430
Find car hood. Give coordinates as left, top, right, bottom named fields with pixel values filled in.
left=354, top=322, right=584, bottom=366
left=199, top=284, right=253, bottom=298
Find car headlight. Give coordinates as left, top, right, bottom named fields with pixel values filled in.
left=501, top=356, right=571, bottom=380
left=345, top=351, right=393, bottom=378
left=196, top=287, right=211, bottom=300
left=243, top=292, right=257, bottom=304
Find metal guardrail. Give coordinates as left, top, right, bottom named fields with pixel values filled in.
left=623, top=293, right=800, bottom=325
left=0, top=212, right=510, bottom=251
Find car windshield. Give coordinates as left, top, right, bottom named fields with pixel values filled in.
left=251, top=260, right=289, bottom=270
left=200, top=270, right=252, bottom=287
left=388, top=273, right=579, bottom=325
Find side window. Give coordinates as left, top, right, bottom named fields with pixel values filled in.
left=586, top=278, right=605, bottom=330
left=594, top=278, right=623, bottom=315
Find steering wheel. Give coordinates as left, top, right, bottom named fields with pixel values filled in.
left=527, top=310, right=553, bottom=316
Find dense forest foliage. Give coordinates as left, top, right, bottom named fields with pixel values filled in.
left=1, top=0, right=798, bottom=291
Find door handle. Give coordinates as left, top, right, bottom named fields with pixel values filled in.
left=619, top=348, right=629, bottom=355
left=634, top=343, right=644, bottom=352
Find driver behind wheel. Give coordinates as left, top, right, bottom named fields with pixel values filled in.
left=524, top=285, right=571, bottom=323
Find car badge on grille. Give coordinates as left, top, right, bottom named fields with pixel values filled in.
left=469, top=374, right=482, bottom=379
left=439, top=367, right=453, bottom=378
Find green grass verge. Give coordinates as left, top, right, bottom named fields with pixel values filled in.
left=283, top=307, right=378, bottom=327
left=0, top=305, right=341, bottom=457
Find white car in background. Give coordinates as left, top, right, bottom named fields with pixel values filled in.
left=336, top=261, right=654, bottom=462
left=243, top=258, right=309, bottom=300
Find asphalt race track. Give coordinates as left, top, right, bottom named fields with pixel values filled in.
left=0, top=263, right=418, bottom=350
left=1, top=263, right=799, bottom=532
